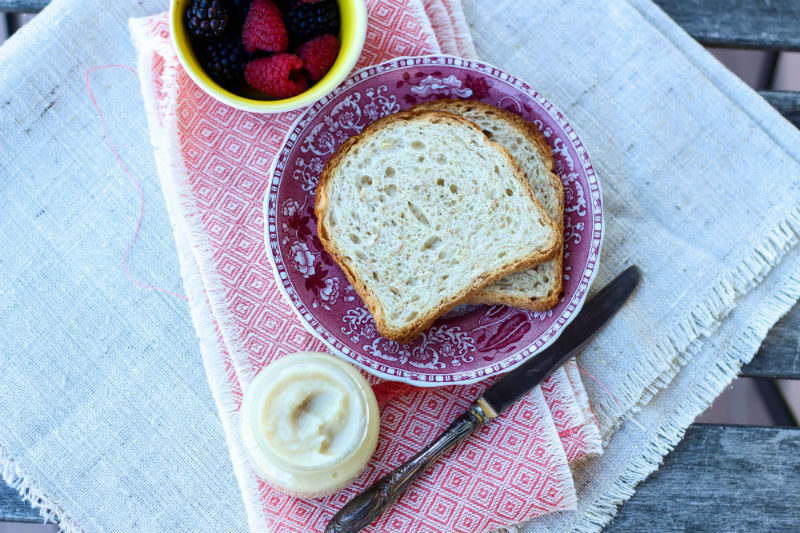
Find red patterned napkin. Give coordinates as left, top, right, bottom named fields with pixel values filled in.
left=130, top=1, right=601, bottom=531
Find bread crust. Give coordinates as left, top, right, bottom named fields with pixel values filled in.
left=315, top=109, right=559, bottom=343
left=411, top=100, right=565, bottom=311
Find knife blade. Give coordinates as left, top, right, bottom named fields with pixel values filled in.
left=481, top=264, right=641, bottom=417
left=325, top=265, right=641, bottom=533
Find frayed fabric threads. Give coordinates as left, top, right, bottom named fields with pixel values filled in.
left=594, top=204, right=800, bottom=437
left=0, top=448, right=84, bottom=533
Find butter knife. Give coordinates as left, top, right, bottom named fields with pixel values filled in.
left=325, top=265, right=641, bottom=533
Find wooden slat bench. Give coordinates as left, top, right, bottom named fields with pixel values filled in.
left=655, top=0, right=800, bottom=51
left=606, top=303, right=800, bottom=532
left=1, top=0, right=798, bottom=530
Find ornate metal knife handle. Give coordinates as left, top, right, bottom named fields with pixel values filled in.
left=325, top=402, right=493, bottom=533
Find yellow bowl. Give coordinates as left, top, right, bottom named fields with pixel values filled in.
left=169, top=0, right=367, bottom=113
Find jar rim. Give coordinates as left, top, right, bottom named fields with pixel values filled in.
left=240, top=351, right=380, bottom=496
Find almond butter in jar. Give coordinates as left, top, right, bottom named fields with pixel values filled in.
left=240, top=351, right=380, bottom=498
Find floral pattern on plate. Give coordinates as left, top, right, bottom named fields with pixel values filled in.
left=265, top=55, right=603, bottom=385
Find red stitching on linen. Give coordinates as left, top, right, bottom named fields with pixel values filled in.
left=567, top=361, right=621, bottom=432
left=85, top=65, right=188, bottom=302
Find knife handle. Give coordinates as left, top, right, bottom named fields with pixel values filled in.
left=324, top=401, right=492, bottom=533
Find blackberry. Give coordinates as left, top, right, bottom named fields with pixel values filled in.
left=282, top=0, right=339, bottom=46
left=225, top=0, right=252, bottom=27
left=202, top=37, right=251, bottom=84
left=186, top=0, right=231, bottom=39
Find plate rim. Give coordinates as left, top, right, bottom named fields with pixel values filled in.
left=263, top=54, right=604, bottom=387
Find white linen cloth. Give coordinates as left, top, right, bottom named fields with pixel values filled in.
left=1, top=0, right=799, bottom=532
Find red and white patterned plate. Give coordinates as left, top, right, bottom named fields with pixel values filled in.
left=265, top=55, right=602, bottom=386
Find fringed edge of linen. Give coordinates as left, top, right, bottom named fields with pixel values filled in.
left=129, top=16, right=270, bottom=533
left=490, top=387, right=579, bottom=533
left=570, top=245, right=800, bottom=533
left=593, top=206, right=800, bottom=434
left=0, top=447, right=84, bottom=533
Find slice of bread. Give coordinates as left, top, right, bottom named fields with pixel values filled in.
left=412, top=100, right=565, bottom=311
left=315, top=110, right=559, bottom=342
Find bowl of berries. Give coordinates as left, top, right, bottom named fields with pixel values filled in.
left=170, top=0, right=367, bottom=113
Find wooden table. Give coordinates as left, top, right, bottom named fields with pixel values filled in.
left=1, top=0, right=799, bottom=530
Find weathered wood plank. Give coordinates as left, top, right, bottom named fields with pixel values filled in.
left=0, top=482, right=41, bottom=523
left=4, top=1, right=800, bottom=48
left=0, top=0, right=49, bottom=13
left=742, top=299, right=800, bottom=379
left=605, top=424, right=800, bottom=533
left=760, top=90, right=800, bottom=132
left=654, top=0, right=800, bottom=51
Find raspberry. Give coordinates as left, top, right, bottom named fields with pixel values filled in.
left=296, top=34, right=339, bottom=81
left=185, top=0, right=230, bottom=39
left=242, top=0, right=288, bottom=53
left=202, top=37, right=251, bottom=84
left=283, top=0, right=339, bottom=46
left=245, top=54, right=309, bottom=98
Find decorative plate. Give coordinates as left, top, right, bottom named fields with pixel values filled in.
left=265, top=55, right=602, bottom=386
